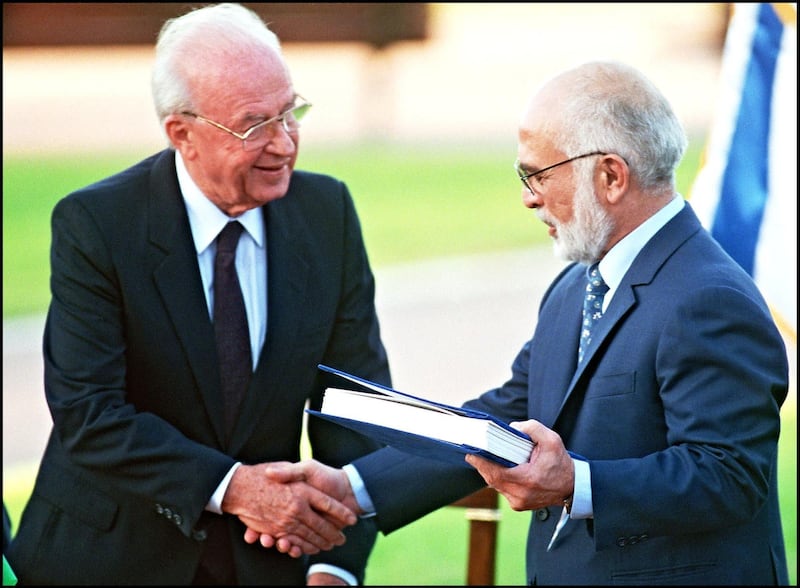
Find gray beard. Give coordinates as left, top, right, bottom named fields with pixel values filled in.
left=551, top=182, right=614, bottom=265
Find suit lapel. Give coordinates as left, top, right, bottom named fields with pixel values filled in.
left=147, top=151, right=227, bottom=446
left=533, top=265, right=584, bottom=428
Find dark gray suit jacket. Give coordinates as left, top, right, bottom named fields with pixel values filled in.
left=8, top=149, right=389, bottom=584
left=353, top=203, right=789, bottom=585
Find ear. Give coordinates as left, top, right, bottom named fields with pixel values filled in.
left=164, top=114, right=197, bottom=159
left=597, top=153, right=628, bottom=204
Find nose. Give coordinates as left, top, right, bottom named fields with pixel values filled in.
left=522, top=186, right=541, bottom=209
left=262, top=123, right=296, bottom=155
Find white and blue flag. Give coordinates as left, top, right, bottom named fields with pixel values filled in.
left=689, top=3, right=796, bottom=340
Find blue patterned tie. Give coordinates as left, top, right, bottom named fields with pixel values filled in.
left=578, top=263, right=609, bottom=364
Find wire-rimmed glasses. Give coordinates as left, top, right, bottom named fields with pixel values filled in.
left=182, top=95, right=312, bottom=151
left=514, top=151, right=606, bottom=193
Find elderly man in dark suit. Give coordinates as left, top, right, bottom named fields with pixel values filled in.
left=6, top=3, right=389, bottom=585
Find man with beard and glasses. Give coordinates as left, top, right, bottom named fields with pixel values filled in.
left=258, top=61, right=789, bottom=585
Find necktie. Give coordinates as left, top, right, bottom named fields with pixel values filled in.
left=214, top=221, right=252, bottom=436
left=578, top=263, right=609, bottom=364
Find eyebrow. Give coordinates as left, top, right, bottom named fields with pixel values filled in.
left=242, top=97, right=298, bottom=124
left=523, top=164, right=539, bottom=175
left=516, top=160, right=538, bottom=175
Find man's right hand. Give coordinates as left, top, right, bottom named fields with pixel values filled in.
left=222, top=462, right=357, bottom=558
left=242, top=460, right=359, bottom=556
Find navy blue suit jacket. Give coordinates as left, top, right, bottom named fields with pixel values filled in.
left=353, top=202, right=789, bottom=585
left=8, top=149, right=390, bottom=584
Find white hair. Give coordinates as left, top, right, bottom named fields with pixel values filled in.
left=548, top=61, right=688, bottom=196
left=151, top=3, right=283, bottom=124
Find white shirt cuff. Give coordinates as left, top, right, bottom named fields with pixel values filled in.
left=570, top=458, right=592, bottom=518
left=343, top=463, right=376, bottom=517
left=307, top=563, right=357, bottom=586
left=206, top=462, right=241, bottom=514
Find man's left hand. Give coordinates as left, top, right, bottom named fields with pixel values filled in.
left=465, top=419, right=574, bottom=511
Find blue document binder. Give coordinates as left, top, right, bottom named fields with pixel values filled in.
left=307, top=364, right=533, bottom=468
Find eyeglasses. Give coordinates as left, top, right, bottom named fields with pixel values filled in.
left=182, top=95, right=311, bottom=151
left=514, top=151, right=606, bottom=193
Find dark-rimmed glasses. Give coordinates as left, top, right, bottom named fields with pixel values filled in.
left=182, top=95, right=311, bottom=151
left=514, top=151, right=606, bottom=193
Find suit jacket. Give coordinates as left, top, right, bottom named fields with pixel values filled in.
left=7, top=149, right=390, bottom=584
left=352, top=202, right=789, bottom=585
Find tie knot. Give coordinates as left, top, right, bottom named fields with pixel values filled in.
left=586, top=263, right=609, bottom=295
left=217, top=221, right=244, bottom=255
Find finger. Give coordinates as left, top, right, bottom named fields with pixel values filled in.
left=295, top=513, right=347, bottom=549
left=465, top=453, right=498, bottom=470
left=465, top=453, right=504, bottom=484
left=277, top=534, right=318, bottom=556
left=510, top=419, right=544, bottom=438
left=264, top=461, right=306, bottom=483
left=265, top=504, right=347, bottom=550
left=305, top=486, right=357, bottom=527
left=239, top=512, right=337, bottom=552
left=243, top=527, right=261, bottom=544
left=257, top=532, right=320, bottom=556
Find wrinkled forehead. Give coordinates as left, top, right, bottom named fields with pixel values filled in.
left=190, top=43, right=293, bottom=106
left=207, top=42, right=289, bottom=84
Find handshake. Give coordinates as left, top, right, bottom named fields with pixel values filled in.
left=222, top=459, right=360, bottom=559
left=221, top=419, right=570, bottom=559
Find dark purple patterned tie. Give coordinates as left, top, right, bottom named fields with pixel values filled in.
left=214, top=221, right=252, bottom=436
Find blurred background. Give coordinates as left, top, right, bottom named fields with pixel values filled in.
left=3, top=3, right=729, bottom=152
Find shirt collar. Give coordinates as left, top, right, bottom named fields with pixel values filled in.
left=175, top=151, right=265, bottom=255
left=598, top=195, right=685, bottom=291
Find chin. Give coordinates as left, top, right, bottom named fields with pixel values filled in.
left=257, top=191, right=289, bottom=205
left=255, top=178, right=292, bottom=203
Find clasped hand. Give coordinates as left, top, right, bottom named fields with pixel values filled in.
left=222, top=461, right=357, bottom=559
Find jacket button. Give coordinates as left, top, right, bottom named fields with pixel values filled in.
left=616, top=536, right=627, bottom=547
left=192, top=529, right=208, bottom=541
left=535, top=508, right=550, bottom=521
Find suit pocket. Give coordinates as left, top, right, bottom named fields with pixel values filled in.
left=35, top=460, right=118, bottom=531
left=585, top=372, right=634, bottom=399
left=611, top=561, right=718, bottom=585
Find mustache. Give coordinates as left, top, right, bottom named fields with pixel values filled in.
left=536, top=209, right=556, bottom=227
